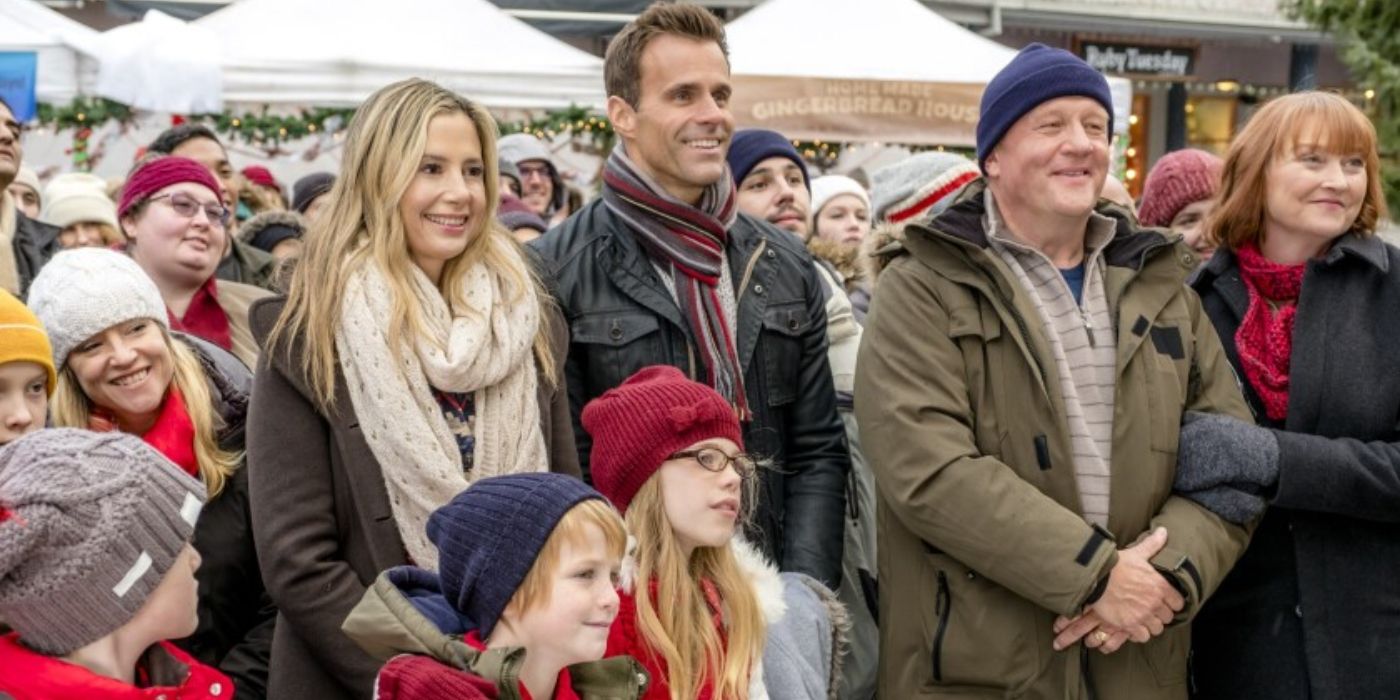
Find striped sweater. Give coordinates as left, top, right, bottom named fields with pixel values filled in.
left=984, top=191, right=1119, bottom=527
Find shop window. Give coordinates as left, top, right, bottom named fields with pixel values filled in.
left=1186, top=96, right=1237, bottom=156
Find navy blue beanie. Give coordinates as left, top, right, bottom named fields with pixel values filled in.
left=427, top=473, right=604, bottom=637
left=976, top=43, right=1114, bottom=173
left=727, top=129, right=810, bottom=188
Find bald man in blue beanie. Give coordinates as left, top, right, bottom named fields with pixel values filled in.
left=855, top=42, right=1254, bottom=698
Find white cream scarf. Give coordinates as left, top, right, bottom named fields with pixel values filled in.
left=336, top=246, right=546, bottom=569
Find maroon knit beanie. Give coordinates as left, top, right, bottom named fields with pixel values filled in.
left=582, top=365, right=745, bottom=513
left=118, top=156, right=223, bottom=219
left=1137, top=149, right=1223, bottom=228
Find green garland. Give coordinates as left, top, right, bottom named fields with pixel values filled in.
left=499, top=105, right=615, bottom=155
left=33, top=97, right=133, bottom=131
left=194, top=107, right=358, bottom=146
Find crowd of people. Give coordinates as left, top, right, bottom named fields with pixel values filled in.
left=0, top=2, right=1395, bottom=699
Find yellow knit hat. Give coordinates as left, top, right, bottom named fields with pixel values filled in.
left=0, top=290, right=56, bottom=395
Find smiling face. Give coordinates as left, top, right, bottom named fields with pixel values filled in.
left=985, top=96, right=1110, bottom=227
left=124, top=182, right=228, bottom=289
left=814, top=193, right=871, bottom=248
left=608, top=34, right=734, bottom=205
left=170, top=137, right=237, bottom=209
left=1263, top=135, right=1367, bottom=253
left=399, top=111, right=485, bottom=286
left=1169, top=199, right=1216, bottom=259
left=67, top=319, right=174, bottom=434
left=0, top=361, right=48, bottom=445
left=736, top=156, right=809, bottom=237
left=493, top=519, right=621, bottom=669
left=517, top=159, right=555, bottom=216
left=657, top=437, right=744, bottom=556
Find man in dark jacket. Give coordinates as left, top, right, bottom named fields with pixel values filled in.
left=0, top=98, right=59, bottom=298
left=147, top=125, right=278, bottom=291
left=532, top=3, right=848, bottom=590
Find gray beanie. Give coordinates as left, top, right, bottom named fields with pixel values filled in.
left=870, top=152, right=981, bottom=224
left=0, top=428, right=206, bottom=655
left=26, top=248, right=169, bottom=367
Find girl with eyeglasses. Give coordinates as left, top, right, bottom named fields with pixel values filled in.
left=118, top=156, right=270, bottom=369
left=583, top=365, right=845, bottom=700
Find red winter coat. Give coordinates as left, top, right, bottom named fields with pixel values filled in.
left=374, top=631, right=582, bottom=700
left=606, top=582, right=724, bottom=700
left=0, top=633, right=231, bottom=700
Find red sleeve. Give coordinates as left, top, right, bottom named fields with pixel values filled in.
left=375, top=655, right=498, bottom=700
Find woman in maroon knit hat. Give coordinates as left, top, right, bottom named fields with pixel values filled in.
left=1180, top=91, right=1400, bottom=700
left=118, top=155, right=270, bottom=369
left=1137, top=148, right=1223, bottom=262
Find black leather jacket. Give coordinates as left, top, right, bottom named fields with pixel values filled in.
left=176, top=334, right=276, bottom=699
left=14, top=211, right=58, bottom=298
left=533, top=199, right=849, bottom=588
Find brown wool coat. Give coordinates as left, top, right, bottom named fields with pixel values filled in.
left=245, top=296, right=580, bottom=700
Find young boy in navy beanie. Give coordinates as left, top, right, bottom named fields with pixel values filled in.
left=342, top=473, right=648, bottom=700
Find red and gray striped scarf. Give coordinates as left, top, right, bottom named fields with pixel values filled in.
left=602, top=146, right=750, bottom=420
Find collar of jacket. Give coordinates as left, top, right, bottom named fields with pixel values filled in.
left=342, top=569, right=650, bottom=700
left=1193, top=232, right=1390, bottom=321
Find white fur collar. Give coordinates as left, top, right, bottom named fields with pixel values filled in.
left=619, top=537, right=786, bottom=625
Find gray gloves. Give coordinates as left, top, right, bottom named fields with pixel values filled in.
left=1174, top=412, right=1280, bottom=524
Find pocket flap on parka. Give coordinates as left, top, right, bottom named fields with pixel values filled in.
left=947, top=304, right=1000, bottom=341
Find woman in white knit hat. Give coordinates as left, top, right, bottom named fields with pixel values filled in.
left=27, top=247, right=275, bottom=699
left=41, top=171, right=126, bottom=249
left=808, top=174, right=872, bottom=249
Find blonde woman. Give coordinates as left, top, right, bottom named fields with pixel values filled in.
left=584, top=366, right=844, bottom=700
left=27, top=247, right=274, bottom=698
left=247, top=78, right=579, bottom=699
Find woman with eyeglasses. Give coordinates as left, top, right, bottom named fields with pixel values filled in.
left=26, top=246, right=275, bottom=699
left=582, top=365, right=845, bottom=700
left=246, top=79, right=579, bottom=699
left=119, top=156, right=269, bottom=369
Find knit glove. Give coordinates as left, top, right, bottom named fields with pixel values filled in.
left=1174, top=412, right=1280, bottom=494
left=1179, top=485, right=1266, bottom=525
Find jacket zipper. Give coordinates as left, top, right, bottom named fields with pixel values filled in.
left=932, top=570, right=951, bottom=683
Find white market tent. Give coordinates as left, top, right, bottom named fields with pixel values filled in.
left=0, top=0, right=100, bottom=104
left=726, top=0, right=1130, bottom=147
left=192, top=0, right=606, bottom=110
left=95, top=10, right=224, bottom=113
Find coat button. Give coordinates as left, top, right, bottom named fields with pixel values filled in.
left=1181, top=252, right=1196, bottom=266
left=211, top=682, right=224, bottom=696
left=637, top=671, right=649, bottom=685
left=766, top=249, right=777, bottom=259
left=966, top=571, right=977, bottom=580
left=754, top=284, right=765, bottom=295
left=787, top=317, right=800, bottom=331
left=1295, top=604, right=1303, bottom=618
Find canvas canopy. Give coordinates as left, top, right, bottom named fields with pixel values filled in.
left=192, top=0, right=606, bottom=109
left=726, top=0, right=1129, bottom=146
left=0, top=0, right=100, bottom=104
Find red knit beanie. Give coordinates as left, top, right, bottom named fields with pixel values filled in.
left=118, top=156, right=223, bottom=219
left=1137, top=149, right=1223, bottom=228
left=582, top=365, right=745, bottom=513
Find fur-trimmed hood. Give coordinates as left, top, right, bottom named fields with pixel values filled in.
left=237, top=209, right=304, bottom=245
left=618, top=538, right=848, bottom=700
left=860, top=221, right=908, bottom=284
left=805, top=237, right=865, bottom=293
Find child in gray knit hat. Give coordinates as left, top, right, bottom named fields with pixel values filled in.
left=0, top=428, right=232, bottom=698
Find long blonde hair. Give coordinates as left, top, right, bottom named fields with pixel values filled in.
left=51, top=330, right=240, bottom=498
left=266, top=78, right=556, bottom=411
left=625, top=478, right=764, bottom=700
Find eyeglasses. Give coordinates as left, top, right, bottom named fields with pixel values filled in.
left=668, top=447, right=757, bottom=478
left=517, top=163, right=551, bottom=181
left=148, top=192, right=229, bottom=228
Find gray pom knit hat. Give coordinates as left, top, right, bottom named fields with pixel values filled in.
left=26, top=247, right=169, bottom=368
left=0, top=428, right=206, bottom=655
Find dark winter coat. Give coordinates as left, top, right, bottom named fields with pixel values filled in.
left=175, top=334, right=275, bottom=699
left=246, top=296, right=581, bottom=700
left=1189, top=234, right=1400, bottom=700
left=532, top=199, right=850, bottom=589
left=13, top=211, right=58, bottom=298
left=216, top=239, right=278, bottom=291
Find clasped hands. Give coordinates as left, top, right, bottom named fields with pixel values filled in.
left=1051, top=527, right=1184, bottom=655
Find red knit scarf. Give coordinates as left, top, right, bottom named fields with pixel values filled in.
left=1234, top=244, right=1305, bottom=422
left=168, top=276, right=232, bottom=352
left=92, top=386, right=200, bottom=478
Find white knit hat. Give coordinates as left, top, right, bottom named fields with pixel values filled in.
left=12, top=167, right=41, bottom=204
left=809, top=175, right=871, bottom=228
left=40, top=173, right=119, bottom=231
left=26, top=248, right=168, bottom=367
